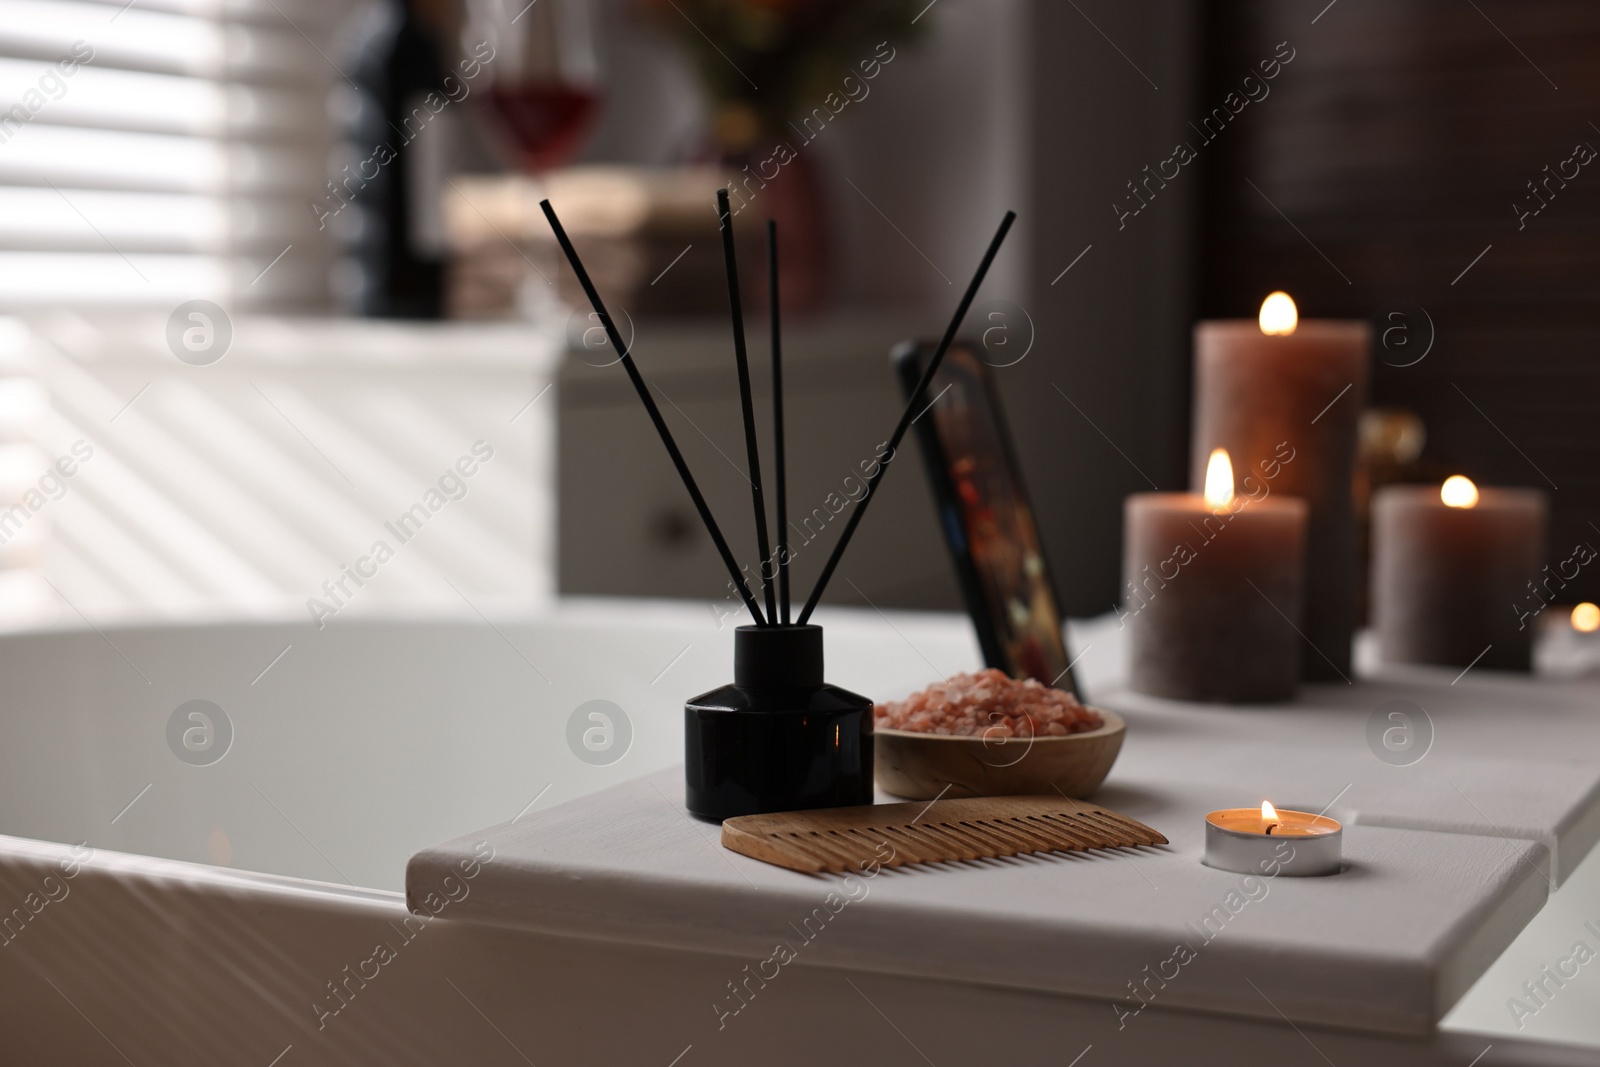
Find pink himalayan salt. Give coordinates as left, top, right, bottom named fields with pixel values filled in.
left=874, top=669, right=1102, bottom=738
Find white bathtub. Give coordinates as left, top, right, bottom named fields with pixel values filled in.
left=1, top=603, right=1597, bottom=1065
left=0, top=599, right=980, bottom=1065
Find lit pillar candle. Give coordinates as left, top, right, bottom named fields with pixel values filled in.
left=1192, top=293, right=1369, bottom=681
left=1543, top=601, right=1600, bottom=676
left=1371, top=476, right=1548, bottom=672
left=1123, top=449, right=1308, bottom=702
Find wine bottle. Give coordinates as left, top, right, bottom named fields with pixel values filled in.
left=344, top=0, right=453, bottom=318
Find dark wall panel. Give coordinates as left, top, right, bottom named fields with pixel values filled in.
left=1202, top=0, right=1600, bottom=601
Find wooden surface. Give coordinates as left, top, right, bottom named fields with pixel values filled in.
left=11, top=828, right=1584, bottom=1067
left=409, top=768, right=1547, bottom=1035
left=721, top=793, right=1163, bottom=872
left=405, top=603, right=1600, bottom=1039
left=1067, top=613, right=1600, bottom=885
left=873, top=711, right=1125, bottom=800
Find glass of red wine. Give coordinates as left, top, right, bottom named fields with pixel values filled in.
left=465, top=0, right=604, bottom=173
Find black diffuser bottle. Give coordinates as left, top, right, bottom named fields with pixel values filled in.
left=542, top=187, right=1014, bottom=825
left=685, top=625, right=873, bottom=821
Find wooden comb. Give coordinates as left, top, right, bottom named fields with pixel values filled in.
left=721, top=795, right=1167, bottom=873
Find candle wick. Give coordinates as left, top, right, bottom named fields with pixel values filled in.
left=1265, top=824, right=1276, bottom=835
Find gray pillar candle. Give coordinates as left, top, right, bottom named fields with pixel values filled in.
left=1123, top=450, right=1309, bottom=702
left=1191, top=295, right=1369, bottom=681
left=1372, top=479, right=1548, bottom=672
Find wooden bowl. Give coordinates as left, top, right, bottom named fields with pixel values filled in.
left=873, top=709, right=1126, bottom=801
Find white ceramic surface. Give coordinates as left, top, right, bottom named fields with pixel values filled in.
left=1, top=603, right=1598, bottom=1062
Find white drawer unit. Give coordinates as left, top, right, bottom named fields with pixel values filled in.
left=557, top=311, right=964, bottom=614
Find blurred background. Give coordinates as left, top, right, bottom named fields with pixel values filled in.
left=0, top=0, right=1591, bottom=626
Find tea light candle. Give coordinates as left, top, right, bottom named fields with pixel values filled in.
left=1204, top=801, right=1343, bottom=876
left=1371, top=477, right=1548, bottom=672
left=1123, top=449, right=1308, bottom=702
left=1192, top=294, right=1369, bottom=681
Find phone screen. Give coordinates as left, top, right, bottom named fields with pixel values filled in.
left=899, top=343, right=1076, bottom=694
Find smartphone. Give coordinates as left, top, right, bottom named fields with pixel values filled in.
left=893, top=341, right=1079, bottom=697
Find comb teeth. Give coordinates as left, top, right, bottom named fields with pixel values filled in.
left=721, top=796, right=1168, bottom=873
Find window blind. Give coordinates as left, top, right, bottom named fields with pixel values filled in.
left=0, top=0, right=342, bottom=309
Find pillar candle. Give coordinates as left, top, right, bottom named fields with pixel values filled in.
left=1123, top=450, right=1308, bottom=702
left=1192, top=294, right=1369, bottom=681
left=1372, top=478, right=1548, bottom=672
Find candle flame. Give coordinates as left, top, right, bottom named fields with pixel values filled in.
left=1259, top=292, right=1298, bottom=336
left=1204, top=448, right=1235, bottom=512
left=1441, top=475, right=1479, bottom=509
left=1574, top=602, right=1600, bottom=633
left=1261, top=801, right=1279, bottom=822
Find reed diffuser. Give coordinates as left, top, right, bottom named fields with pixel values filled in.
left=542, top=192, right=1015, bottom=820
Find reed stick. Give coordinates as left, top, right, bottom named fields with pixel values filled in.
left=797, top=210, right=1017, bottom=624
left=716, top=189, right=777, bottom=626
left=768, top=219, right=790, bottom=624
left=541, top=198, right=765, bottom=625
